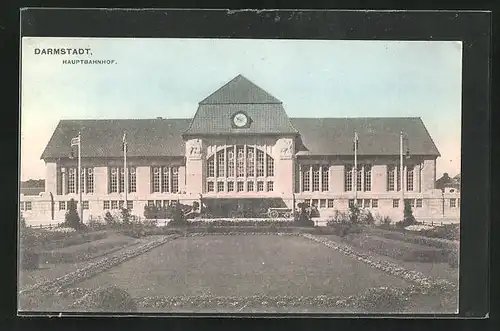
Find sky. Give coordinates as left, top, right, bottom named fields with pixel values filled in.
left=20, top=38, right=462, bottom=181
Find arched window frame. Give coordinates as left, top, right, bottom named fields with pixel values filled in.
left=206, top=145, right=275, bottom=193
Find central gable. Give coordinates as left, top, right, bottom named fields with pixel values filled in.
left=183, top=75, right=298, bottom=136
left=199, top=74, right=282, bottom=104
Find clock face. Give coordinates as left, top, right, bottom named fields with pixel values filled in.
left=233, top=112, right=248, bottom=127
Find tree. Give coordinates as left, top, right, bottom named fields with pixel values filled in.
left=121, top=208, right=131, bottom=225
left=64, top=199, right=82, bottom=230
left=403, top=199, right=416, bottom=223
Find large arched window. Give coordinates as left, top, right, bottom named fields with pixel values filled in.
left=206, top=145, right=275, bottom=193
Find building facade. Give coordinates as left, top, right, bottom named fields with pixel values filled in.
left=21, top=75, right=460, bottom=222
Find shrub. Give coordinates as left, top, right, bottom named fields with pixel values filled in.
left=360, top=210, right=375, bottom=225
left=121, top=208, right=131, bottom=225
left=396, top=200, right=417, bottom=228
left=21, top=250, right=39, bottom=270
left=103, top=211, right=115, bottom=227
left=87, top=216, right=105, bottom=230
left=20, top=212, right=26, bottom=229
left=448, top=249, right=459, bottom=268
left=348, top=204, right=361, bottom=224
left=63, top=199, right=83, bottom=230
left=167, top=204, right=188, bottom=227
left=419, top=224, right=460, bottom=241
left=79, top=286, right=137, bottom=312
left=293, top=202, right=314, bottom=227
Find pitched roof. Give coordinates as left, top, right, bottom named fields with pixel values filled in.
left=291, top=117, right=440, bottom=157
left=183, top=103, right=299, bottom=136
left=199, top=74, right=282, bottom=104
left=40, top=119, right=191, bottom=159
left=41, top=117, right=440, bottom=160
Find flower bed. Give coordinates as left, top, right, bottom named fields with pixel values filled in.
left=368, top=227, right=458, bottom=250
left=301, top=234, right=456, bottom=290
left=19, top=234, right=180, bottom=296
left=60, top=281, right=455, bottom=312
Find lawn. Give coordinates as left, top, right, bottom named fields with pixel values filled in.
left=72, top=234, right=410, bottom=298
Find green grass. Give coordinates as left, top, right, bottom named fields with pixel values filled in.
left=72, top=235, right=410, bottom=298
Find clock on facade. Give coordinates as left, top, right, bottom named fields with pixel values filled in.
left=232, top=112, right=249, bottom=128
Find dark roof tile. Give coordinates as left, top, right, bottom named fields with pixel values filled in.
left=199, top=74, right=282, bottom=104
left=291, top=117, right=440, bottom=156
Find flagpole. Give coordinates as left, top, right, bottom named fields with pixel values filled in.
left=400, top=131, right=404, bottom=214
left=123, top=132, right=127, bottom=208
left=78, top=132, right=83, bottom=224
left=354, top=131, right=358, bottom=205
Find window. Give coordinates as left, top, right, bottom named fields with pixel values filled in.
left=207, top=181, right=214, bottom=192
left=147, top=200, right=154, bottom=207
left=227, top=150, right=235, bottom=177
left=321, top=166, right=329, bottom=191
left=237, top=146, right=245, bottom=177
left=372, top=199, right=378, bottom=208
left=356, top=199, right=362, bottom=207
left=327, top=199, right=335, bottom=208
left=345, top=165, right=353, bottom=191
left=172, top=167, right=179, bottom=193
left=85, top=168, right=94, bottom=193
left=364, top=165, right=372, bottom=191
left=127, top=200, right=134, bottom=210
left=207, top=145, right=274, bottom=192
left=127, top=167, right=136, bottom=193
left=217, top=151, right=225, bottom=177
left=319, top=199, right=326, bottom=208
left=152, top=167, right=161, bottom=193
left=68, top=168, right=76, bottom=193
left=118, top=200, right=124, bottom=209
left=267, top=181, right=274, bottom=192
left=207, top=158, right=215, bottom=177
left=312, top=166, right=320, bottom=192
left=348, top=199, right=354, bottom=208
left=111, top=200, right=118, bottom=210
left=256, top=149, right=265, bottom=177
left=363, top=199, right=371, bottom=208
left=387, top=165, right=395, bottom=191
left=237, top=182, right=244, bottom=192
left=407, top=166, right=414, bottom=191
left=311, top=199, right=318, bottom=207
left=161, top=166, right=170, bottom=193
left=257, top=181, right=264, bottom=192
left=19, top=202, right=24, bottom=211
left=356, top=166, right=362, bottom=191
left=450, top=198, right=457, bottom=208
left=24, top=202, right=32, bottom=211
left=103, top=201, right=110, bottom=210
left=217, top=181, right=224, bottom=192
left=163, top=200, right=169, bottom=207
left=303, top=166, right=311, bottom=191
left=416, top=199, right=423, bottom=208
left=393, top=199, right=399, bottom=208
left=267, top=155, right=274, bottom=177
left=83, top=201, right=89, bottom=210
left=247, top=147, right=255, bottom=177
left=227, top=181, right=234, bottom=192
left=155, top=200, right=162, bottom=208
left=119, top=168, right=125, bottom=193
left=59, top=201, right=66, bottom=210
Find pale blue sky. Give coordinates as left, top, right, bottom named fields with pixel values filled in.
left=21, top=38, right=462, bottom=181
